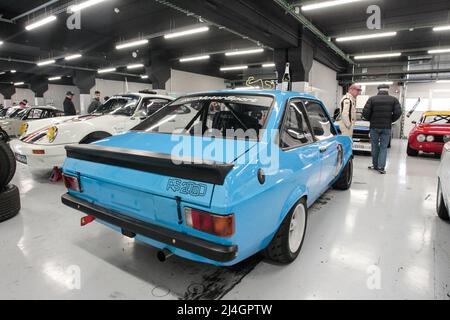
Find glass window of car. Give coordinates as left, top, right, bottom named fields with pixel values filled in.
left=422, top=115, right=450, bottom=125
left=303, top=100, right=336, bottom=140
left=135, top=98, right=172, bottom=118
left=133, top=94, right=273, bottom=140
left=94, top=95, right=140, bottom=116
left=27, top=109, right=44, bottom=119
left=280, top=101, right=314, bottom=149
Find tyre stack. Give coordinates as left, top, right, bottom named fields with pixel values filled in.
left=0, top=141, right=20, bottom=222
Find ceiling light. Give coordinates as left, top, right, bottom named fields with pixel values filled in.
left=436, top=80, right=450, bottom=84
left=336, top=32, right=397, bottom=42
left=37, top=59, right=56, bottom=67
left=0, top=72, right=5, bottom=75
left=65, top=54, right=82, bottom=61
left=69, top=0, right=110, bottom=12
left=116, top=39, right=149, bottom=50
left=25, top=15, right=57, bottom=31
left=225, top=48, right=264, bottom=56
left=141, top=75, right=149, bottom=79
left=10, top=70, right=16, bottom=73
left=98, top=67, right=116, bottom=74
left=428, top=48, right=450, bottom=54
left=164, top=26, right=209, bottom=39
left=302, top=0, right=368, bottom=11
left=220, top=65, right=248, bottom=71
left=127, top=64, right=144, bottom=70
left=355, top=81, right=394, bottom=86
left=14, top=82, right=25, bottom=86
left=433, top=25, right=450, bottom=32
left=180, top=55, right=210, bottom=63
left=262, top=63, right=276, bottom=68
left=354, top=52, right=402, bottom=60
left=48, top=76, right=61, bottom=81
left=0, top=41, right=3, bottom=46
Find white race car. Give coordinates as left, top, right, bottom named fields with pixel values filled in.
left=10, top=92, right=174, bottom=172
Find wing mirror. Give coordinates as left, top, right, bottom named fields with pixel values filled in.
left=412, top=120, right=417, bottom=125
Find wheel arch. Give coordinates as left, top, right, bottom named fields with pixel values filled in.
left=79, top=131, right=112, bottom=144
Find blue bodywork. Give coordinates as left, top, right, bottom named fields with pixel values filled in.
left=62, top=90, right=353, bottom=266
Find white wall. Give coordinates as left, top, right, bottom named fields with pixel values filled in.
left=91, top=78, right=152, bottom=98
left=44, top=84, right=81, bottom=112
left=166, top=69, right=226, bottom=96
left=308, top=61, right=340, bottom=113
left=11, top=88, right=35, bottom=106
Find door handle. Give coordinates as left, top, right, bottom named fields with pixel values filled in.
left=319, top=146, right=327, bottom=153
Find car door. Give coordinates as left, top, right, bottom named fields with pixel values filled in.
left=303, top=99, right=340, bottom=188
left=279, top=99, right=322, bottom=203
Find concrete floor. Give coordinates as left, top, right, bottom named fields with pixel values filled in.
left=1, top=139, right=449, bottom=300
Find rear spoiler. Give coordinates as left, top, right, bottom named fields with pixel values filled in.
left=65, top=145, right=234, bottom=185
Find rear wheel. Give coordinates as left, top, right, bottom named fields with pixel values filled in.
left=333, top=158, right=353, bottom=190
left=0, top=185, right=20, bottom=222
left=264, top=198, right=307, bottom=264
left=437, top=180, right=449, bottom=221
left=407, top=145, right=419, bottom=157
left=0, top=141, right=16, bottom=189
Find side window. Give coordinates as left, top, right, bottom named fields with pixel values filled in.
left=28, top=109, right=43, bottom=119
left=303, top=100, right=336, bottom=140
left=138, top=98, right=171, bottom=117
left=280, top=101, right=314, bottom=149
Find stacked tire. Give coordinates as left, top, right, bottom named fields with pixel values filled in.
left=0, top=141, right=20, bottom=222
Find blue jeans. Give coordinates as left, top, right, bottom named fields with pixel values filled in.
left=370, top=128, right=391, bottom=170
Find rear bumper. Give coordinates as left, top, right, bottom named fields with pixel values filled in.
left=61, top=193, right=238, bottom=263
left=10, top=140, right=68, bottom=169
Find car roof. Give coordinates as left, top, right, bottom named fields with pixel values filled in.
left=423, top=111, right=450, bottom=116
left=113, top=92, right=174, bottom=100
left=31, top=106, right=63, bottom=111
left=181, top=89, right=319, bottom=101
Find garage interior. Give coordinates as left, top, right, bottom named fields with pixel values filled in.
left=0, top=0, right=449, bottom=300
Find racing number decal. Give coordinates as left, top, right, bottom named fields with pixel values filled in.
left=336, top=144, right=344, bottom=177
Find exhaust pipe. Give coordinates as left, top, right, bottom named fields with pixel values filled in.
left=157, top=249, right=174, bottom=262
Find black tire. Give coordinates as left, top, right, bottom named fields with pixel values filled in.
left=333, top=158, right=353, bottom=190
left=437, top=180, right=449, bottom=221
left=264, top=198, right=307, bottom=264
left=407, top=145, right=419, bottom=157
left=0, top=184, right=20, bottom=222
left=0, top=141, right=16, bottom=189
left=0, top=127, right=9, bottom=142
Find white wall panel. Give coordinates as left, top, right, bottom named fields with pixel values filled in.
left=166, top=69, right=226, bottom=96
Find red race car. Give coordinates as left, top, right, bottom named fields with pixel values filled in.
left=407, top=111, right=450, bottom=156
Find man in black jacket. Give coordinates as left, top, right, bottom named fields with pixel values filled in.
left=63, top=91, right=76, bottom=116
left=362, top=84, right=402, bottom=174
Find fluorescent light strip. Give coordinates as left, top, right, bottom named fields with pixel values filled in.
left=302, top=0, right=368, bottom=11
left=428, top=48, right=450, bottom=54
left=116, top=39, right=149, bottom=50
left=10, top=70, right=16, bottom=73
left=37, top=59, right=56, bottom=67
left=0, top=41, right=3, bottom=46
left=48, top=76, right=61, bottom=81
left=98, top=67, right=116, bottom=74
left=69, top=0, right=109, bottom=12
left=141, top=75, right=149, bottom=79
left=225, top=48, right=264, bottom=56
left=164, top=26, right=209, bottom=39
left=356, top=81, right=394, bottom=86
left=220, top=65, right=248, bottom=71
left=262, top=63, right=276, bottom=68
left=65, top=54, right=82, bottom=61
left=14, top=82, right=24, bottom=86
left=127, top=64, right=144, bottom=70
left=436, top=80, right=450, bottom=84
left=433, top=25, right=450, bottom=32
left=180, top=55, right=210, bottom=62
left=354, top=52, right=401, bottom=60
left=25, top=15, right=57, bottom=31
left=336, top=32, right=397, bottom=42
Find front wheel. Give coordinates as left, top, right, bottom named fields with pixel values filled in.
left=333, top=158, right=353, bottom=190
left=437, top=180, right=449, bottom=221
left=264, top=198, right=307, bottom=264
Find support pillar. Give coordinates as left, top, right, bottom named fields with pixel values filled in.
left=30, top=76, right=49, bottom=106
left=148, top=50, right=171, bottom=90
left=74, top=70, right=96, bottom=115
left=0, top=84, right=15, bottom=108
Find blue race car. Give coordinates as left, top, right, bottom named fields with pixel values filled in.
left=61, top=90, right=353, bottom=266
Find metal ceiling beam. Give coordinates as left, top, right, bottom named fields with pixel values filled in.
left=273, top=0, right=353, bottom=64
left=11, top=0, right=60, bottom=21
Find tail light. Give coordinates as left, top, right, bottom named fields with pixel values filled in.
left=62, top=174, right=82, bottom=192
left=184, top=207, right=234, bottom=237
left=81, top=215, right=95, bottom=227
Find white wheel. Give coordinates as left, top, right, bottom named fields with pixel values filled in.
left=289, top=204, right=306, bottom=253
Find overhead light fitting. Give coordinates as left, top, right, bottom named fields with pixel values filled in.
left=25, top=15, right=57, bottom=31
left=141, top=75, right=149, bottom=79
left=433, top=25, right=450, bottom=32
left=336, top=32, right=397, bottom=42
left=116, top=39, right=149, bottom=50
left=98, top=67, right=116, bottom=74
left=14, top=82, right=25, bottom=86
left=127, top=64, right=144, bottom=70
left=262, top=63, right=276, bottom=68
left=354, top=52, right=402, bottom=60
left=302, top=0, right=369, bottom=11
left=179, top=55, right=210, bottom=63
left=37, top=59, right=56, bottom=67
left=220, top=65, right=248, bottom=71
left=69, top=0, right=110, bottom=12
left=164, top=26, right=209, bottom=39
left=65, top=54, right=82, bottom=61
left=0, top=41, right=3, bottom=46
left=355, top=81, right=394, bottom=86
left=48, top=76, right=61, bottom=81
left=428, top=48, right=450, bottom=54
left=10, top=70, right=16, bottom=74
left=225, top=48, right=264, bottom=56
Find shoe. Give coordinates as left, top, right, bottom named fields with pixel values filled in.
left=368, top=166, right=379, bottom=170
left=378, top=169, right=386, bottom=174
